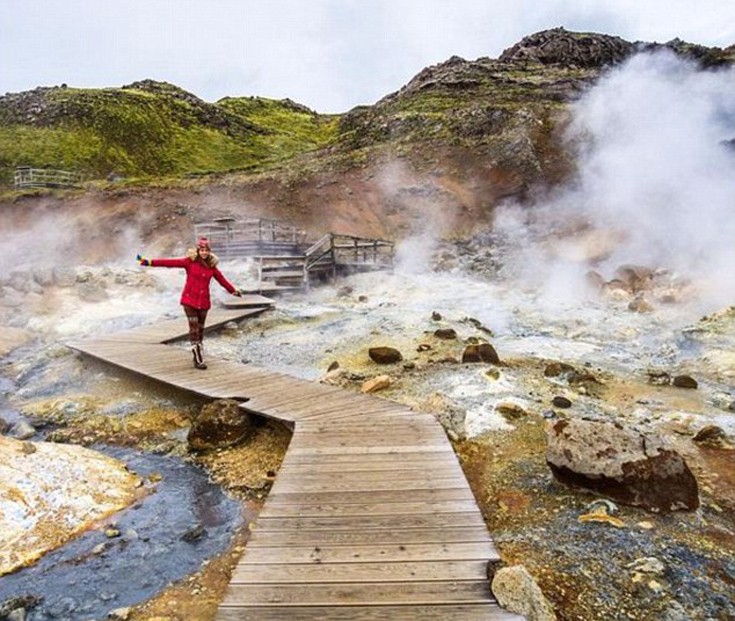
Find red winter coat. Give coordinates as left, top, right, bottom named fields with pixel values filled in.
left=150, top=257, right=236, bottom=310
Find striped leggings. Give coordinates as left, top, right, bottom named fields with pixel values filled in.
left=183, top=305, right=208, bottom=344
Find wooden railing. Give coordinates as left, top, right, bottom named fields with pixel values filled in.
left=194, top=218, right=305, bottom=244
left=330, top=233, right=395, bottom=268
left=193, top=218, right=308, bottom=260
left=14, top=167, right=82, bottom=189
left=192, top=219, right=394, bottom=290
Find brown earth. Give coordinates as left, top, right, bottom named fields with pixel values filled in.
left=1, top=143, right=539, bottom=267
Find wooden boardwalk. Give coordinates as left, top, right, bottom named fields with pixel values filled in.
left=68, top=296, right=520, bottom=620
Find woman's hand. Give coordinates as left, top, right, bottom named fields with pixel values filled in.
left=136, top=254, right=150, bottom=266
left=233, top=289, right=243, bottom=297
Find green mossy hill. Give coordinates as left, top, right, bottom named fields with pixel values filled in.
left=0, top=80, right=338, bottom=186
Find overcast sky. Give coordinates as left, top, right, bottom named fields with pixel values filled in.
left=1, top=0, right=733, bottom=113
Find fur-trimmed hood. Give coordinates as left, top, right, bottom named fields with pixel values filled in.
left=187, top=248, right=219, bottom=267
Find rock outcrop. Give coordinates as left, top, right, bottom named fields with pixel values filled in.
left=187, top=399, right=255, bottom=451
left=500, top=27, right=634, bottom=67
left=545, top=417, right=699, bottom=513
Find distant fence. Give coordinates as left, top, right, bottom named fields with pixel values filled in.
left=14, top=167, right=82, bottom=189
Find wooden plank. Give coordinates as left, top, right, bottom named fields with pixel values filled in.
left=219, top=580, right=492, bottom=606
left=273, top=466, right=467, bottom=484
left=216, top=604, right=522, bottom=621
left=238, top=542, right=495, bottom=565
left=287, top=433, right=448, bottom=449
left=271, top=470, right=465, bottom=486
left=252, top=512, right=487, bottom=532
left=246, top=526, right=495, bottom=547
left=269, top=482, right=468, bottom=495
left=245, top=392, right=375, bottom=416
left=298, top=415, right=438, bottom=432
left=220, top=294, right=276, bottom=308
left=231, top=559, right=490, bottom=584
left=285, top=445, right=453, bottom=456
left=293, top=408, right=412, bottom=424
left=265, top=488, right=476, bottom=506
left=278, top=452, right=464, bottom=468
left=258, top=499, right=482, bottom=518
left=279, top=449, right=461, bottom=465
left=292, top=399, right=409, bottom=417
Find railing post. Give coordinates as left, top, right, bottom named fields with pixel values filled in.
left=331, top=234, right=337, bottom=281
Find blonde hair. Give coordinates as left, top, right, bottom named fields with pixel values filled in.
left=187, top=247, right=219, bottom=267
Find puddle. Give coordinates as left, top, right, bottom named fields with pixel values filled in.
left=0, top=447, right=246, bottom=621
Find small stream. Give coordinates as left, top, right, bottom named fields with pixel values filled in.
left=0, top=445, right=245, bottom=621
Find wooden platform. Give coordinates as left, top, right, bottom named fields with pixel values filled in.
left=67, top=297, right=520, bottom=620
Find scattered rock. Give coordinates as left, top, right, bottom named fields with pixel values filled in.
left=485, top=368, right=500, bottom=380
left=76, top=280, right=109, bottom=303
left=646, top=369, right=671, bottom=385
left=361, top=375, right=393, bottom=393
left=462, top=343, right=501, bottom=364
left=326, top=360, right=340, bottom=372
left=368, top=346, right=403, bottom=364
left=496, top=402, right=528, bottom=421
left=692, top=425, right=728, bottom=448
left=462, top=316, right=495, bottom=336
left=578, top=504, right=625, bottom=528
left=544, top=361, right=576, bottom=378
left=181, top=524, right=206, bottom=542
left=585, top=270, right=605, bottom=291
left=187, top=399, right=255, bottom=451
left=628, top=295, right=654, bottom=313
left=551, top=396, right=572, bottom=408
left=672, top=375, right=698, bottom=389
left=108, top=606, right=132, bottom=620
left=433, top=328, right=457, bottom=340
left=710, top=393, right=735, bottom=412
left=20, top=442, right=37, bottom=455
left=431, top=311, right=442, bottom=321
left=12, top=420, right=37, bottom=440
left=0, top=595, right=41, bottom=620
left=416, top=343, right=432, bottom=352
left=546, top=417, right=700, bottom=513
left=615, top=264, right=654, bottom=293
left=421, top=393, right=466, bottom=440
left=627, top=557, right=665, bottom=576
left=490, top=564, right=557, bottom=621
left=0, top=417, right=8, bottom=434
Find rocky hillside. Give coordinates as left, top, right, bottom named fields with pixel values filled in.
left=1, top=29, right=733, bottom=242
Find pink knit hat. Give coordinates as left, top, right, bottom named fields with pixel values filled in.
left=197, top=236, right=211, bottom=250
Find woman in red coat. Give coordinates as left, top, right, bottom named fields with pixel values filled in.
left=137, top=237, right=241, bottom=369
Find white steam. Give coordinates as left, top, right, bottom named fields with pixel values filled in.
left=498, top=51, right=735, bottom=311
left=374, top=160, right=462, bottom=274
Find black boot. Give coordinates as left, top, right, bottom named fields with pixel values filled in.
left=192, top=343, right=207, bottom=369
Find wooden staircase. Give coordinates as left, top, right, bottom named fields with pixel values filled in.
left=253, top=233, right=394, bottom=293
left=194, top=219, right=394, bottom=294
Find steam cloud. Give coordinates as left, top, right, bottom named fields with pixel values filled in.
left=497, top=51, right=735, bottom=311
